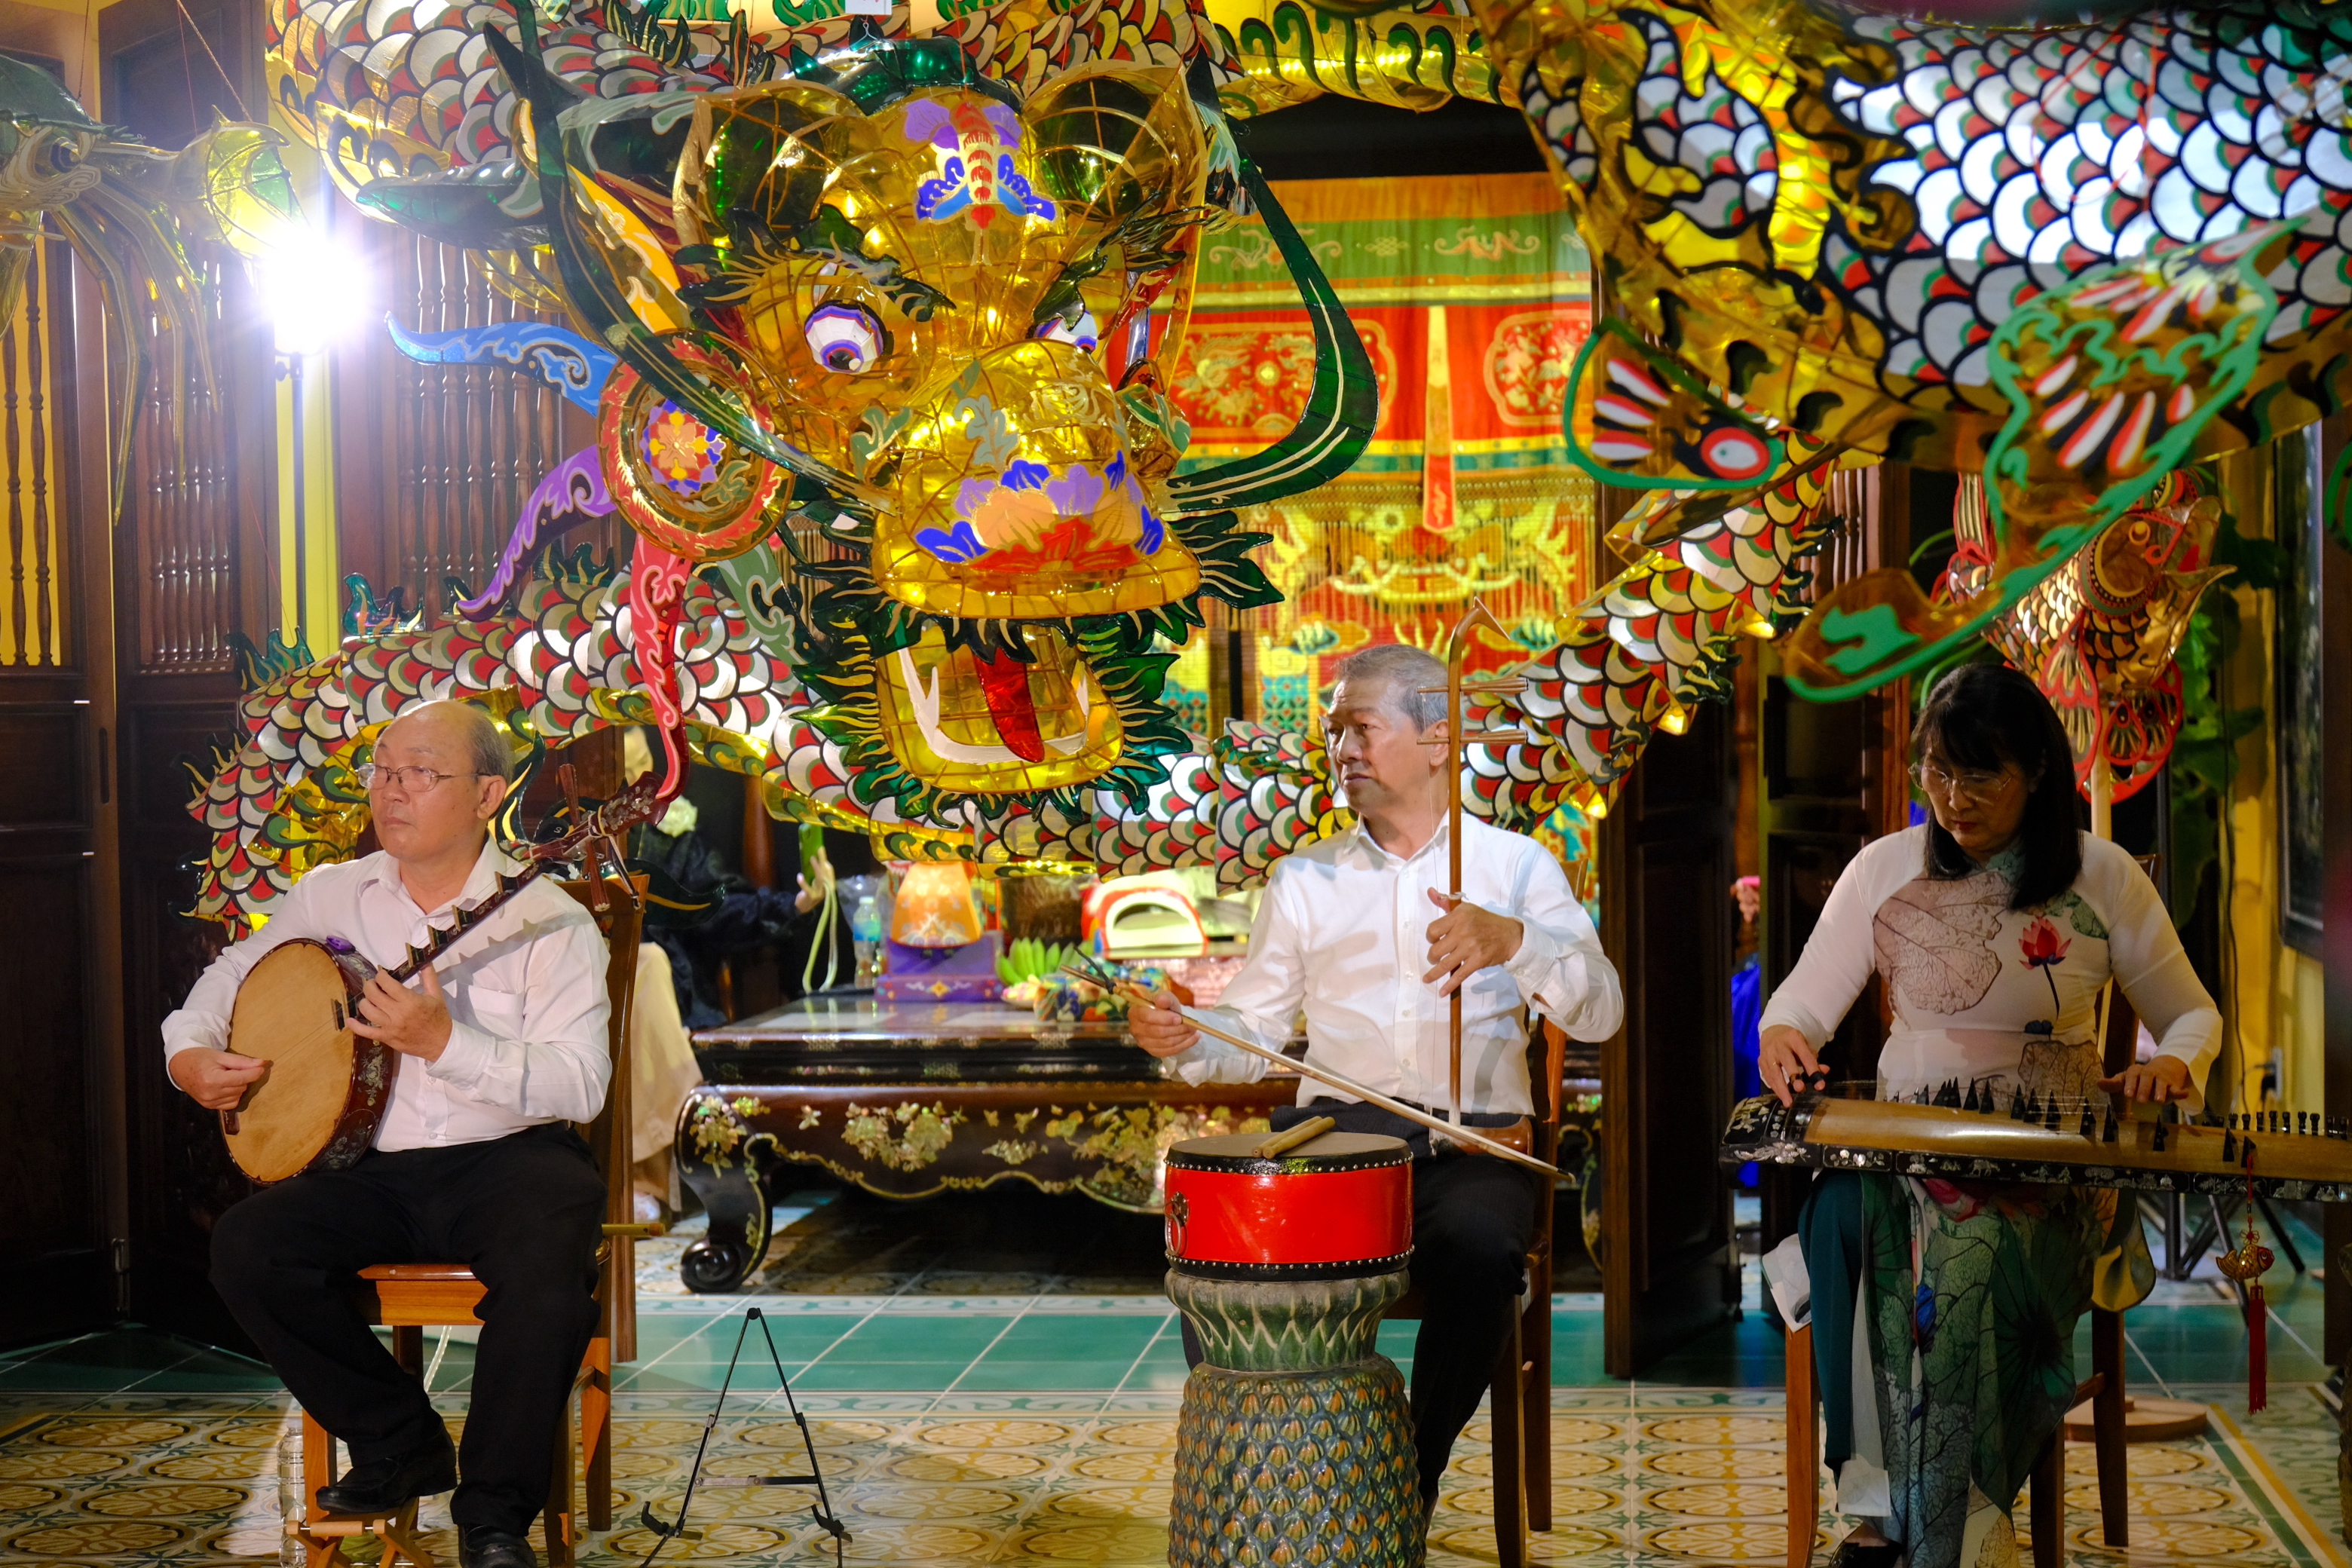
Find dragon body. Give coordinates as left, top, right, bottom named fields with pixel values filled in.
left=173, top=0, right=2332, bottom=923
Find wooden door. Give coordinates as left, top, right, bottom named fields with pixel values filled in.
left=1598, top=702, right=1739, bottom=1375
left=103, top=0, right=277, bottom=1349
left=0, top=223, right=124, bottom=1346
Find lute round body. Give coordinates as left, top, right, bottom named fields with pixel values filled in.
left=222, top=939, right=393, bottom=1184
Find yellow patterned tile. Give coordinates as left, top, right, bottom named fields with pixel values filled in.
left=1647, top=1446, right=1784, bottom=1479
left=2063, top=1442, right=2206, bottom=1478
left=0, top=1481, right=60, bottom=1509
left=149, top=1450, right=271, bottom=1481
left=746, top=1419, right=893, bottom=1449
left=1642, top=1481, right=1787, bottom=1517
left=1011, top=1521, right=1171, bottom=1561
left=604, top=1522, right=797, bottom=1558
left=82, top=1482, right=250, bottom=1517
left=1433, top=1522, right=1620, bottom=1559
left=37, top=1419, right=192, bottom=1448
left=1070, top=1450, right=1174, bottom=1482
left=2064, top=1480, right=2233, bottom=1515
left=834, top=1521, right=1000, bottom=1559
left=888, top=1449, right=1048, bottom=1481
left=845, top=1483, right=1025, bottom=1518
left=1644, top=1416, right=1782, bottom=1446
left=2071, top=1519, right=2265, bottom=1556
left=0, top=1449, right=118, bottom=1481
left=8, top=1520, right=187, bottom=1554
left=1643, top=1519, right=1800, bottom=1558
left=1037, top=1484, right=1171, bottom=1521
left=1090, top=1420, right=1177, bottom=1449
left=618, top=1419, right=713, bottom=1447
left=914, top=1419, right=1073, bottom=1449
left=203, top=1419, right=287, bottom=1448
left=1549, top=1419, right=1622, bottom=1444
left=1444, top=1484, right=1617, bottom=1517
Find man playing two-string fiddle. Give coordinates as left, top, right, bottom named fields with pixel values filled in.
left=164, top=700, right=611, bottom=1568
left=1130, top=643, right=1625, bottom=1528
left=1759, top=666, right=2220, bottom=1568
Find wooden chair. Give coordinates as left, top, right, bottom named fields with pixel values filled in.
left=1383, top=1021, right=1568, bottom=1568
left=293, top=874, right=648, bottom=1568
left=1784, top=1310, right=2127, bottom=1568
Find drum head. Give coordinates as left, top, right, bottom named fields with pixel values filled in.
left=224, top=942, right=360, bottom=1183
left=1166, top=1130, right=1408, bottom=1171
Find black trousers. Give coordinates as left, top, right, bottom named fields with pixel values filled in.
left=1181, top=1099, right=1539, bottom=1502
left=210, top=1123, right=605, bottom=1534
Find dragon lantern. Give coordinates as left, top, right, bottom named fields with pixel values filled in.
left=177, top=0, right=2352, bottom=926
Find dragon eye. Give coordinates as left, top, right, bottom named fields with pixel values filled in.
left=806, top=304, right=887, bottom=374
left=1034, top=310, right=1100, bottom=353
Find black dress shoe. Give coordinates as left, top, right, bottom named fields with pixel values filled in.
left=1825, top=1536, right=1904, bottom=1568
left=459, top=1526, right=540, bottom=1568
left=313, top=1437, right=457, bottom=1515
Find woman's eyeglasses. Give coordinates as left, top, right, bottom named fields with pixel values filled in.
left=1912, top=761, right=2014, bottom=805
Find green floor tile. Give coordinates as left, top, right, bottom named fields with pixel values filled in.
left=790, top=1360, right=978, bottom=1391
left=819, top=1315, right=1016, bottom=1364
left=952, top=1358, right=1141, bottom=1391
left=971, top=1315, right=1162, bottom=1364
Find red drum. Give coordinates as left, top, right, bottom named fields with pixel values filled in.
left=1163, top=1131, right=1412, bottom=1279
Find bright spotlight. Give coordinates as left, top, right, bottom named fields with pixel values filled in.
left=264, top=225, right=367, bottom=357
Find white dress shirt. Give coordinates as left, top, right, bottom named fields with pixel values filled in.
left=1165, top=814, right=1623, bottom=1116
left=163, top=839, right=613, bottom=1151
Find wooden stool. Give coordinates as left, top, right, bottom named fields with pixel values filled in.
left=295, top=1494, right=436, bottom=1568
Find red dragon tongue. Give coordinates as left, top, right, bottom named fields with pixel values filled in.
left=972, top=648, right=1047, bottom=764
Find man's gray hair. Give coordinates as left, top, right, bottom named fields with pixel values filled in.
left=389, top=699, right=516, bottom=783
left=1331, top=643, right=1450, bottom=730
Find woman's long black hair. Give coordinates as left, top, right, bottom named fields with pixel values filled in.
left=1915, top=663, right=2081, bottom=911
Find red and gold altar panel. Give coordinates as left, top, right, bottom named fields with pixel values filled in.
left=1165, top=172, right=1594, bottom=730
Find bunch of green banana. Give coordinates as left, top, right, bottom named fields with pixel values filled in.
left=995, top=938, right=1073, bottom=987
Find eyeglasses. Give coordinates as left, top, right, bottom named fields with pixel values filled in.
left=357, top=763, right=480, bottom=795
left=1912, top=761, right=2014, bottom=805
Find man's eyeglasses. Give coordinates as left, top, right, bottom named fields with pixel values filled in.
left=1912, top=761, right=2014, bottom=805
left=357, top=763, right=480, bottom=795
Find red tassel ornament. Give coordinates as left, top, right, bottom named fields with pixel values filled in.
left=2217, top=1146, right=2274, bottom=1413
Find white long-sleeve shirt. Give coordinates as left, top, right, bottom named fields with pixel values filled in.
left=1758, top=827, right=2221, bottom=1111
left=162, top=839, right=612, bottom=1150
left=1164, top=814, right=1623, bottom=1116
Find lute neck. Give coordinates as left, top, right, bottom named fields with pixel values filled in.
left=386, top=855, right=547, bottom=983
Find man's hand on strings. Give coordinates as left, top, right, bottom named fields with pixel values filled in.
left=349, top=966, right=455, bottom=1061
left=1759, top=1024, right=1825, bottom=1107
left=169, top=1048, right=269, bottom=1111
left=2098, top=1055, right=2194, bottom=1104
left=1423, top=890, right=1524, bottom=996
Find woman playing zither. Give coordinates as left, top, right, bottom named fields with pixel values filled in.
left=1757, top=665, right=2219, bottom=1568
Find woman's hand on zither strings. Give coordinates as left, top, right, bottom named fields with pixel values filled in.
left=348, top=966, right=455, bottom=1062
left=1758, top=1025, right=1823, bottom=1107
left=2099, top=1055, right=2193, bottom=1104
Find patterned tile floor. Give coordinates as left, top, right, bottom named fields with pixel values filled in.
left=0, top=1381, right=2341, bottom=1566
left=0, top=1190, right=2341, bottom=1566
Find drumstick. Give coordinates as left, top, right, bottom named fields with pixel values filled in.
left=1065, top=963, right=1559, bottom=1176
